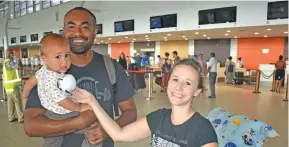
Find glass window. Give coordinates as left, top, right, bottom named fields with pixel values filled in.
left=51, top=0, right=61, bottom=6
left=21, top=8, right=26, bottom=16
left=15, top=11, right=20, bottom=17
left=35, top=3, right=40, bottom=12
left=43, top=1, right=51, bottom=9
left=20, top=2, right=26, bottom=10
left=27, top=6, right=33, bottom=14
left=62, top=0, right=71, bottom=2
left=27, top=1, right=33, bottom=7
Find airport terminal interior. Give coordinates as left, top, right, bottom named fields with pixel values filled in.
left=0, top=1, right=288, bottom=147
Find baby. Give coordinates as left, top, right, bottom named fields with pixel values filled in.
left=22, top=33, right=101, bottom=147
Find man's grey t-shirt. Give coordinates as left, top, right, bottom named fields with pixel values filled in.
left=26, top=51, right=135, bottom=147
left=146, top=109, right=218, bottom=147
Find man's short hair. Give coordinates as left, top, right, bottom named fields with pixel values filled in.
left=172, top=51, right=178, bottom=55
left=211, top=52, right=215, bottom=57
left=64, top=7, right=96, bottom=25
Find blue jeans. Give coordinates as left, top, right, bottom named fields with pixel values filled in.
left=209, top=72, right=217, bottom=97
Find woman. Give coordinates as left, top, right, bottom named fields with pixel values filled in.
left=118, top=52, right=127, bottom=70
left=274, top=55, right=286, bottom=93
left=73, top=59, right=218, bottom=147
left=225, top=56, right=234, bottom=84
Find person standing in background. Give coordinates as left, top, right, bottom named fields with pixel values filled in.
left=2, top=52, right=24, bottom=123
left=155, top=55, right=162, bottom=67
left=225, top=56, right=234, bottom=84
left=161, top=52, right=172, bottom=92
left=172, top=51, right=181, bottom=65
left=273, top=55, right=286, bottom=94
left=118, top=52, right=127, bottom=70
left=235, top=57, right=244, bottom=70
left=133, top=53, right=142, bottom=69
left=198, top=54, right=207, bottom=91
left=208, top=52, right=218, bottom=98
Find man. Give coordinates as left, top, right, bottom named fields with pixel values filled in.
left=172, top=51, right=180, bottom=65
left=24, top=7, right=137, bottom=147
left=3, top=52, right=24, bottom=123
left=207, top=52, right=218, bottom=98
left=198, top=54, right=207, bottom=91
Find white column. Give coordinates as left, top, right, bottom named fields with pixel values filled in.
left=108, top=43, right=111, bottom=57
left=230, top=39, right=238, bottom=63
left=188, top=39, right=194, bottom=56
left=130, top=42, right=134, bottom=56
left=155, top=41, right=160, bottom=59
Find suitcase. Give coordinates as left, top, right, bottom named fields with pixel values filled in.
left=234, top=72, right=244, bottom=85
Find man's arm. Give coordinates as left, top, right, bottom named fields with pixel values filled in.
left=115, top=97, right=137, bottom=127
left=24, top=86, right=96, bottom=137
left=22, top=76, right=37, bottom=108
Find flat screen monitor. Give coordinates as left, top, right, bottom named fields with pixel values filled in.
left=30, top=34, right=38, bottom=42
left=150, top=17, right=162, bottom=29
left=20, top=35, right=26, bottom=43
left=114, top=22, right=124, bottom=32
left=97, top=24, right=103, bottom=34
left=123, top=20, right=134, bottom=31
left=199, top=10, right=215, bottom=25
left=10, top=37, right=16, bottom=44
left=267, top=1, right=288, bottom=20
left=162, top=14, right=177, bottom=28
left=215, top=7, right=236, bottom=23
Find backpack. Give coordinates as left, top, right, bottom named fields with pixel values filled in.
left=103, top=55, right=120, bottom=116
left=228, top=63, right=234, bottom=72
left=161, top=58, right=171, bottom=73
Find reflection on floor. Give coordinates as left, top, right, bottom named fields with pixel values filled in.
left=0, top=83, right=287, bottom=147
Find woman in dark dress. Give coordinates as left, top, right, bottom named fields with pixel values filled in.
left=118, top=52, right=127, bottom=70
left=73, top=59, right=218, bottom=147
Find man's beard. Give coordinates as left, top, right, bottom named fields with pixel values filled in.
left=68, top=36, right=93, bottom=55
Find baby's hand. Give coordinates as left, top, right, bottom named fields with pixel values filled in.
left=79, top=104, right=91, bottom=112
left=73, top=88, right=96, bottom=105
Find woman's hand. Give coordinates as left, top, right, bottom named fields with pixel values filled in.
left=73, top=88, right=96, bottom=106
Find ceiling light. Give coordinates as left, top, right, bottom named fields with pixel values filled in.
left=195, top=32, right=199, bottom=34
left=226, top=30, right=231, bottom=33
left=108, top=38, right=112, bottom=40
left=118, top=41, right=120, bottom=43
left=101, top=40, right=103, bottom=42
left=133, top=38, right=136, bottom=41
left=97, top=43, right=100, bottom=44
left=164, top=40, right=167, bottom=41
left=105, top=42, right=108, bottom=44
left=203, top=35, right=206, bottom=37
left=207, top=37, right=210, bottom=39
left=167, top=34, right=171, bottom=36
left=255, top=32, right=259, bottom=35
left=264, top=35, right=268, bottom=37
left=145, top=35, right=148, bottom=37
left=185, top=38, right=188, bottom=40
left=225, top=34, right=229, bottom=36
left=125, top=37, right=128, bottom=39
left=132, top=41, right=134, bottom=43
left=284, top=31, right=288, bottom=34
left=266, top=28, right=271, bottom=31
left=147, top=40, right=150, bottom=42
left=164, top=37, right=167, bottom=39
left=234, top=36, right=238, bottom=38
left=182, top=36, right=186, bottom=38
left=146, top=38, right=149, bottom=40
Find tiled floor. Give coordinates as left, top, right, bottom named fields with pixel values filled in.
left=0, top=82, right=287, bottom=147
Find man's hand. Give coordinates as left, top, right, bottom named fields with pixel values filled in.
left=85, top=122, right=109, bottom=144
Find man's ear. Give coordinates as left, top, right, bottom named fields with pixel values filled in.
left=93, top=27, right=98, bottom=37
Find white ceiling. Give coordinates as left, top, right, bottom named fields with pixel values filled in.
left=5, top=24, right=288, bottom=49
left=94, top=24, right=288, bottom=44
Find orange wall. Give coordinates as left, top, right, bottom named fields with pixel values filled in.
left=14, top=49, right=21, bottom=58
left=111, top=43, right=130, bottom=59
left=237, top=37, right=284, bottom=70
left=160, top=40, right=189, bottom=59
